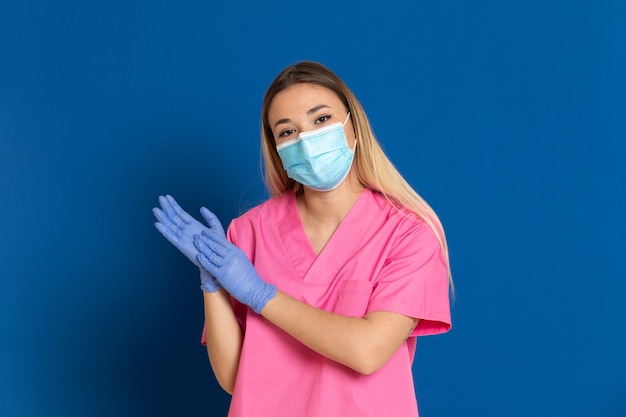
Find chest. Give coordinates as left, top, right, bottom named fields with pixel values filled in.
left=249, top=219, right=398, bottom=316
left=302, top=223, right=338, bottom=256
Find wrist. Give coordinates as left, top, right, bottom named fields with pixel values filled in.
left=248, top=282, right=277, bottom=314
left=200, top=269, right=221, bottom=293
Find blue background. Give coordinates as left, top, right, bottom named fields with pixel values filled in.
left=1, top=1, right=624, bottom=416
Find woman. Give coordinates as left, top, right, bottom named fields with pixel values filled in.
left=153, top=61, right=452, bottom=417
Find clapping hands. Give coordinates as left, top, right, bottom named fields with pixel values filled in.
left=152, top=195, right=223, bottom=292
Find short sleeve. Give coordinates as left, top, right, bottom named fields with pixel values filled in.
left=200, top=220, right=248, bottom=346
left=367, top=219, right=451, bottom=337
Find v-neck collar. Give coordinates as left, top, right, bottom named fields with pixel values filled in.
left=276, top=188, right=377, bottom=282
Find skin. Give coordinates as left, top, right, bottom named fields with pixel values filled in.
left=204, top=83, right=418, bottom=394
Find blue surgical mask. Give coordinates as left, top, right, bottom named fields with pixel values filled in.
left=276, top=113, right=355, bottom=191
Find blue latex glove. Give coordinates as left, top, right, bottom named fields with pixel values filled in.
left=152, top=195, right=223, bottom=292
left=193, top=230, right=277, bottom=314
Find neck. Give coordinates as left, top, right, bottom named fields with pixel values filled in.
left=297, top=175, right=365, bottom=227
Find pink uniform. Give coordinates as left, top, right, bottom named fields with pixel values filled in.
left=202, top=188, right=451, bottom=416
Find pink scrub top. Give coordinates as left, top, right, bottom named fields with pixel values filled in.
left=202, top=189, right=451, bottom=417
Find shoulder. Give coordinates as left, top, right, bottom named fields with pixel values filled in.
left=369, top=190, right=432, bottom=234
left=230, top=192, right=293, bottom=230
left=369, top=190, right=441, bottom=254
left=227, top=192, right=294, bottom=250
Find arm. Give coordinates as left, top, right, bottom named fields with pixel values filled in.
left=152, top=196, right=243, bottom=391
left=194, top=230, right=418, bottom=375
left=261, top=291, right=417, bottom=375
left=203, top=289, right=243, bottom=394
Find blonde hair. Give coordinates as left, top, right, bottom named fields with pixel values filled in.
left=260, top=61, right=453, bottom=288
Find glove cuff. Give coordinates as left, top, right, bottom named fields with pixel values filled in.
left=248, top=283, right=277, bottom=314
left=200, top=269, right=221, bottom=293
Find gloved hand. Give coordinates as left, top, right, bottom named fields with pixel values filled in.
left=152, top=195, right=223, bottom=292
left=193, top=230, right=277, bottom=314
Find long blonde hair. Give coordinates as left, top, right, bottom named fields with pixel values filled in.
left=260, top=61, right=453, bottom=287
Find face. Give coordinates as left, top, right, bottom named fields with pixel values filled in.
left=267, top=83, right=355, bottom=148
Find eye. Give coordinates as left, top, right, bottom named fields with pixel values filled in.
left=315, top=114, right=331, bottom=124
left=278, top=128, right=296, bottom=138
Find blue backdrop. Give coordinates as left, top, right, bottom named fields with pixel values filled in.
left=1, top=1, right=624, bottom=416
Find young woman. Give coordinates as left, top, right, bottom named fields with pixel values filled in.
left=153, top=61, right=452, bottom=417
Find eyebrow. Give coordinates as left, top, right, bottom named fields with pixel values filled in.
left=272, top=104, right=331, bottom=129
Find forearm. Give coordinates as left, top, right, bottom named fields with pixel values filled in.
left=192, top=232, right=416, bottom=374
left=203, top=289, right=243, bottom=394
left=260, top=290, right=416, bottom=375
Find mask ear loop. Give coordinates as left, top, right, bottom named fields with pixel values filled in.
left=342, top=112, right=357, bottom=150
left=342, top=112, right=351, bottom=126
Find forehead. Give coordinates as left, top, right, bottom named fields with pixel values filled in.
left=267, top=83, right=342, bottom=119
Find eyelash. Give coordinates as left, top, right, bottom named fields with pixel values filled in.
left=278, top=129, right=296, bottom=138
left=277, top=114, right=332, bottom=138
left=315, top=114, right=331, bottom=124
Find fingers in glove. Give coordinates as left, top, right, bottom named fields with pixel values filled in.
left=159, top=196, right=185, bottom=229
left=158, top=195, right=175, bottom=218
left=152, top=206, right=167, bottom=224
left=196, top=252, right=219, bottom=276
left=159, top=195, right=187, bottom=229
left=200, top=207, right=225, bottom=236
left=196, top=231, right=232, bottom=257
left=194, top=233, right=235, bottom=269
left=193, top=234, right=217, bottom=259
left=153, top=206, right=184, bottom=240
left=165, top=195, right=195, bottom=225
left=200, top=229, right=228, bottom=246
left=154, top=221, right=182, bottom=245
